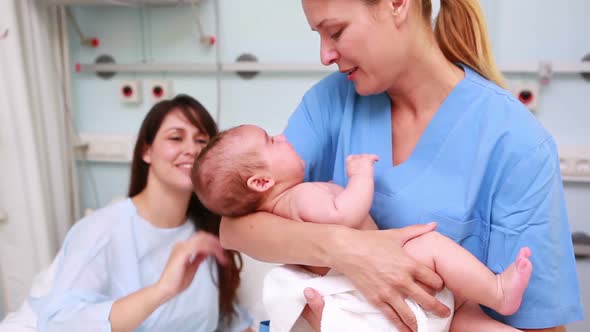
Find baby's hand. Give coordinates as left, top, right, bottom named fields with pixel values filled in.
left=346, top=154, right=379, bottom=178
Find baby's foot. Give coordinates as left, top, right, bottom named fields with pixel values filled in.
left=496, top=247, right=533, bottom=315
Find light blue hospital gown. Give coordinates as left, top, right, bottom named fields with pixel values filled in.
left=284, top=65, right=584, bottom=329
left=31, top=198, right=252, bottom=332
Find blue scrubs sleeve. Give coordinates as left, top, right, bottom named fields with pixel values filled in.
left=32, top=230, right=115, bottom=332
left=485, top=138, right=584, bottom=328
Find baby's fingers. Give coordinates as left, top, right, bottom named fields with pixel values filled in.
left=360, top=154, right=379, bottom=161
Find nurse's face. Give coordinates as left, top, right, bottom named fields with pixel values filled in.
left=302, top=0, right=412, bottom=95
left=143, top=109, right=210, bottom=193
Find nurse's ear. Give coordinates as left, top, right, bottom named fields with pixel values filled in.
left=247, top=174, right=275, bottom=193
left=388, top=0, right=410, bottom=25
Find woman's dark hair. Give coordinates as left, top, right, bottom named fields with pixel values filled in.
left=128, top=94, right=243, bottom=322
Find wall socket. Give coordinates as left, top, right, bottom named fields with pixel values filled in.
left=119, top=80, right=141, bottom=104
left=509, top=79, right=540, bottom=113
left=146, top=80, right=173, bottom=103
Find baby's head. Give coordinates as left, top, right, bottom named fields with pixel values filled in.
left=193, top=124, right=305, bottom=217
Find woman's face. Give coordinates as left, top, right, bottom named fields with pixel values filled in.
left=302, top=0, right=410, bottom=95
left=143, top=109, right=210, bottom=193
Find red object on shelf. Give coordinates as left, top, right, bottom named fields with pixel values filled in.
left=209, top=35, right=216, bottom=46
left=91, top=38, right=100, bottom=48
left=75, top=63, right=81, bottom=73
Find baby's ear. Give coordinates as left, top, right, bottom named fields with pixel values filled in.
left=246, top=174, right=275, bottom=193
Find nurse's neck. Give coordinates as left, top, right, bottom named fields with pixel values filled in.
left=386, top=47, right=464, bottom=117
left=132, top=187, right=190, bottom=229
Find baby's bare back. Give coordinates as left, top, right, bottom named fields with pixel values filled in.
left=272, top=182, right=378, bottom=276
left=274, top=182, right=377, bottom=230
left=272, top=182, right=344, bottom=221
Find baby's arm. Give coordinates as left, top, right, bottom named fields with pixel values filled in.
left=295, top=154, right=378, bottom=229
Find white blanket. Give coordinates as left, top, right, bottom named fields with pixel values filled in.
left=263, top=265, right=454, bottom=332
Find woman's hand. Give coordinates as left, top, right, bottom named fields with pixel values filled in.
left=331, top=223, right=450, bottom=332
left=111, top=232, right=226, bottom=332
left=155, top=232, right=227, bottom=302
left=301, top=288, right=324, bottom=332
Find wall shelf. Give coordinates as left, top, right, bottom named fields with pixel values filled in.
left=46, top=0, right=198, bottom=6
left=77, top=62, right=218, bottom=73
left=501, top=62, right=590, bottom=74
left=75, top=61, right=590, bottom=75
left=75, top=62, right=337, bottom=74
left=563, top=176, right=590, bottom=184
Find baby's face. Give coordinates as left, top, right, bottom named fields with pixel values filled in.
left=236, top=125, right=305, bottom=183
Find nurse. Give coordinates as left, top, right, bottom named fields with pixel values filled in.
left=220, top=0, right=583, bottom=331
left=32, top=95, right=253, bottom=332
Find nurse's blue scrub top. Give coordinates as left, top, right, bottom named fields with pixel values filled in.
left=284, top=65, right=583, bottom=329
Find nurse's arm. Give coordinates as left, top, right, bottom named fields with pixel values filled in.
left=220, top=213, right=451, bottom=328
left=220, top=212, right=343, bottom=267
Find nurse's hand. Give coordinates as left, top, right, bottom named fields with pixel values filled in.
left=155, top=232, right=228, bottom=303
left=301, top=288, right=324, bottom=332
left=331, top=223, right=450, bottom=332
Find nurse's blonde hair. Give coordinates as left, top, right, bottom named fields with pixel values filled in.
left=365, top=0, right=506, bottom=88
left=432, top=0, right=505, bottom=87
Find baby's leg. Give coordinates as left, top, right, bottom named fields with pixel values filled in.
left=451, top=301, right=520, bottom=332
left=403, top=231, right=532, bottom=315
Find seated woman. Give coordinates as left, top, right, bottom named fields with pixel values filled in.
left=27, top=95, right=253, bottom=332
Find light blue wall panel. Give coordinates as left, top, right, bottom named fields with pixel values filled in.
left=72, top=73, right=219, bottom=133
left=217, top=0, right=318, bottom=63
left=68, top=1, right=326, bottom=210
left=488, top=0, right=590, bottom=147
left=146, top=3, right=218, bottom=63
left=218, top=74, right=329, bottom=134
left=492, top=1, right=590, bottom=62
left=77, top=161, right=130, bottom=212
left=534, top=79, right=590, bottom=145
left=69, top=0, right=590, bottom=210
left=69, top=6, right=146, bottom=63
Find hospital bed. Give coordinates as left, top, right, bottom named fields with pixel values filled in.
left=0, top=253, right=276, bottom=331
